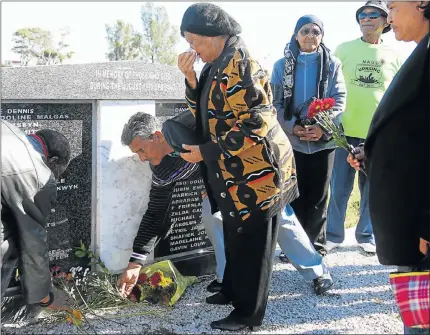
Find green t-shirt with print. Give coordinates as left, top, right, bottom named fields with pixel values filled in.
left=335, top=38, right=403, bottom=139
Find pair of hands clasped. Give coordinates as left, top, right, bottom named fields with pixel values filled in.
left=293, top=125, right=324, bottom=141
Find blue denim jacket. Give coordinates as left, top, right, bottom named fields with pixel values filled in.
left=271, top=52, right=346, bottom=154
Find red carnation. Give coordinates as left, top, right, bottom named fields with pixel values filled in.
left=149, top=271, right=162, bottom=287
left=138, top=273, right=147, bottom=284
left=308, top=99, right=324, bottom=119
left=322, top=98, right=335, bottom=111
left=129, top=293, right=137, bottom=303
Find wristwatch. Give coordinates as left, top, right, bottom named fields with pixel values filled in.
left=38, top=291, right=54, bottom=307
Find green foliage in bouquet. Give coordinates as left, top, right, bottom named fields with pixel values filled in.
left=51, top=240, right=132, bottom=312
left=130, top=260, right=197, bottom=307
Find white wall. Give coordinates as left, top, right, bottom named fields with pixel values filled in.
left=96, top=100, right=155, bottom=273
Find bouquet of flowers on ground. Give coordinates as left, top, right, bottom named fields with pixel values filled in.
left=130, top=260, right=197, bottom=307
left=307, top=97, right=367, bottom=175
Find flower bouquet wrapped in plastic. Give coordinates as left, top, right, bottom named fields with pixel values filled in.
left=130, top=260, right=197, bottom=306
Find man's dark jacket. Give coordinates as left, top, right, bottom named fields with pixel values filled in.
left=1, top=121, right=56, bottom=303
left=365, top=33, right=430, bottom=266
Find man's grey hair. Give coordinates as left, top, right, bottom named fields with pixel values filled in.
left=121, top=112, right=162, bottom=146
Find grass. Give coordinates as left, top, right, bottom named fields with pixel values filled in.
left=326, top=174, right=361, bottom=229
left=344, top=175, right=361, bottom=229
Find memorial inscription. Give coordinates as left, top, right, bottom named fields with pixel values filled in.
left=1, top=103, right=93, bottom=271
left=154, top=178, right=211, bottom=258
left=153, top=102, right=216, bottom=275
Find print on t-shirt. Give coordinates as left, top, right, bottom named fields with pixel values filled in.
left=351, top=59, right=384, bottom=89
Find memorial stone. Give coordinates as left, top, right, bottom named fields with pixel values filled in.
left=1, top=61, right=216, bottom=279
left=0, top=103, right=93, bottom=272
left=153, top=102, right=216, bottom=276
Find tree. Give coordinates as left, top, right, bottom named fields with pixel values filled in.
left=140, top=2, right=179, bottom=65
left=105, top=20, right=143, bottom=61
left=11, top=27, right=74, bottom=66
left=11, top=28, right=43, bottom=66
left=34, top=28, right=75, bottom=65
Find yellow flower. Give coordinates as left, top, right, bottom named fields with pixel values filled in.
left=66, top=309, right=83, bottom=326
left=159, top=276, right=173, bottom=288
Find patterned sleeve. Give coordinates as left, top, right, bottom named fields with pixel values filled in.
left=271, top=58, right=296, bottom=135
left=130, top=179, right=174, bottom=265
left=200, top=51, right=273, bottom=161
left=185, top=79, right=197, bottom=117
left=130, top=157, right=200, bottom=265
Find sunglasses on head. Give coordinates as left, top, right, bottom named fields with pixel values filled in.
left=358, top=11, right=382, bottom=20
left=300, top=28, right=322, bottom=36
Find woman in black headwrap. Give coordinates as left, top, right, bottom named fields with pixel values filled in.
left=271, top=15, right=346, bottom=255
left=176, top=3, right=299, bottom=332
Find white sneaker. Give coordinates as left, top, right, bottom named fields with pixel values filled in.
left=325, top=241, right=341, bottom=252
left=359, top=242, right=376, bottom=254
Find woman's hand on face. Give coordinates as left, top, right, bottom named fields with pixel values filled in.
left=180, top=144, right=203, bottom=163
left=178, top=51, right=197, bottom=88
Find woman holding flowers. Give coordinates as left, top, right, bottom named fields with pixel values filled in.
left=271, top=15, right=346, bottom=255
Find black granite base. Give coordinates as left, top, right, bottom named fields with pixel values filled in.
left=167, top=251, right=216, bottom=277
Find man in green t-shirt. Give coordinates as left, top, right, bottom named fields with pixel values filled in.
left=325, top=0, right=403, bottom=254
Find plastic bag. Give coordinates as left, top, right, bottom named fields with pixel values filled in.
left=130, top=260, right=197, bottom=306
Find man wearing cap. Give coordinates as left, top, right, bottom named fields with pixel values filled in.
left=325, top=0, right=403, bottom=254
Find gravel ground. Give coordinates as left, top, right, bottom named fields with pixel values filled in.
left=1, top=228, right=403, bottom=334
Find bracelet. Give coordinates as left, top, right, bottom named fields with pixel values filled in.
left=38, top=291, right=54, bottom=307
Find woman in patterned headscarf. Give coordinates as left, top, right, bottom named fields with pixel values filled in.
left=271, top=14, right=346, bottom=256
left=177, top=2, right=299, bottom=332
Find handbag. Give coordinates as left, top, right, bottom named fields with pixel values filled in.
left=389, top=265, right=430, bottom=329
left=162, top=110, right=200, bottom=154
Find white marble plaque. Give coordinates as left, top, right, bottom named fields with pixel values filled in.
left=97, top=100, right=155, bottom=272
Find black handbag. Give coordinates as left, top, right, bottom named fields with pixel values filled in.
left=162, top=109, right=200, bottom=153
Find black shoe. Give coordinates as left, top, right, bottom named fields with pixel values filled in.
left=207, top=279, right=223, bottom=293
left=210, top=316, right=259, bottom=332
left=279, top=252, right=290, bottom=263
left=206, top=292, right=231, bottom=305
left=313, top=274, right=334, bottom=295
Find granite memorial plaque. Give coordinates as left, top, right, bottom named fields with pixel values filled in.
left=154, top=102, right=216, bottom=276
left=1, top=103, right=93, bottom=272
left=155, top=102, right=190, bottom=124
left=1, top=62, right=185, bottom=101
left=154, top=178, right=211, bottom=256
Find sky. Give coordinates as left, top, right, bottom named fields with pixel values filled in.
left=1, top=1, right=416, bottom=70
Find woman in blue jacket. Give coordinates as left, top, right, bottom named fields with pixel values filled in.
left=271, top=15, right=346, bottom=255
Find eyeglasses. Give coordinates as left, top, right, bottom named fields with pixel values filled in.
left=299, top=28, right=322, bottom=36
left=358, top=11, right=382, bottom=20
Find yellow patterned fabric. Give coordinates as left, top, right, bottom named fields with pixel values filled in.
left=185, top=36, right=298, bottom=221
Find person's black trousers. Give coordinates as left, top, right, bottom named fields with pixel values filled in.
left=291, top=149, right=335, bottom=254
left=220, top=214, right=280, bottom=327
